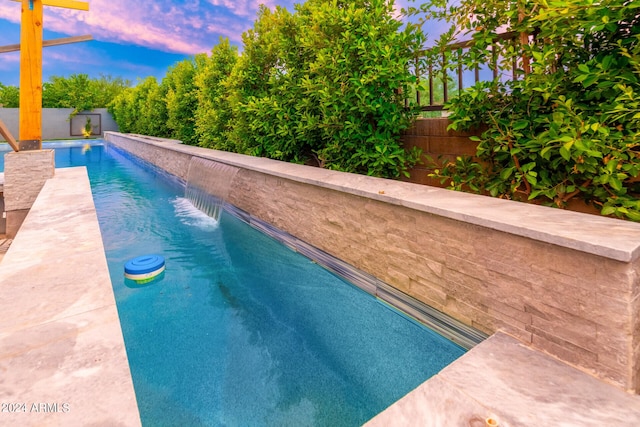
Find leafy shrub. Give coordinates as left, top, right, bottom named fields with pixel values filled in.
left=0, top=83, right=19, bottom=108
left=195, top=38, right=238, bottom=151
left=165, top=55, right=207, bottom=146
left=111, top=0, right=424, bottom=179
left=228, top=0, right=423, bottom=177
left=108, top=76, right=168, bottom=136
left=414, top=0, right=640, bottom=220
left=43, top=74, right=130, bottom=115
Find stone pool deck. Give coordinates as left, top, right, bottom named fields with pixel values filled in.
left=0, top=167, right=140, bottom=426
left=367, top=332, right=640, bottom=426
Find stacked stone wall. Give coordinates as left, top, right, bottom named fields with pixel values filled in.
left=104, top=131, right=640, bottom=393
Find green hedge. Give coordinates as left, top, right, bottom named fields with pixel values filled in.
left=411, top=0, right=640, bottom=220
left=109, top=0, right=424, bottom=179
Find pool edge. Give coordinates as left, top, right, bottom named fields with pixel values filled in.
left=0, top=167, right=141, bottom=426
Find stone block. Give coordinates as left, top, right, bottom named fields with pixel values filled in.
left=410, top=278, right=448, bottom=307
left=531, top=327, right=599, bottom=371
left=530, top=306, right=598, bottom=352
left=5, top=209, right=29, bottom=239
left=4, top=150, right=55, bottom=212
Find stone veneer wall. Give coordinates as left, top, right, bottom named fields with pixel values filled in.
left=104, top=132, right=640, bottom=393
left=3, top=149, right=55, bottom=237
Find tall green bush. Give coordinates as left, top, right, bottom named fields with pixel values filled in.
left=43, top=73, right=130, bottom=114
left=0, top=83, right=19, bottom=108
left=110, top=0, right=424, bottom=179
left=229, top=0, right=424, bottom=177
left=230, top=5, right=315, bottom=161
left=108, top=76, right=168, bottom=136
left=412, top=0, right=640, bottom=220
left=195, top=38, right=238, bottom=151
left=296, top=0, right=423, bottom=176
left=165, top=55, right=207, bottom=146
left=108, top=89, right=134, bottom=133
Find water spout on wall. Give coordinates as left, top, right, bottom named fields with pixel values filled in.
left=185, top=157, right=239, bottom=222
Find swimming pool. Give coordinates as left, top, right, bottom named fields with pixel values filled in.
left=0, top=140, right=105, bottom=172
left=10, top=140, right=466, bottom=425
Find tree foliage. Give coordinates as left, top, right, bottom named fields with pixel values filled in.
left=165, top=55, right=207, bottom=145
left=0, top=83, right=19, bottom=108
left=109, top=0, right=424, bottom=179
left=108, top=76, right=168, bottom=136
left=410, top=0, right=640, bottom=220
left=42, top=74, right=130, bottom=115
left=195, top=38, right=238, bottom=151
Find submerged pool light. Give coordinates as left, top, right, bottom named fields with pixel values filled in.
left=124, top=254, right=165, bottom=284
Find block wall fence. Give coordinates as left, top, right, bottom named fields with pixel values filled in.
left=0, top=108, right=118, bottom=141
left=104, top=131, right=640, bottom=394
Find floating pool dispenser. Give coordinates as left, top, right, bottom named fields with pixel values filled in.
left=124, top=254, right=165, bottom=284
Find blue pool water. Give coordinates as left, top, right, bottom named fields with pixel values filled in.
left=10, top=140, right=466, bottom=425
left=0, top=140, right=105, bottom=171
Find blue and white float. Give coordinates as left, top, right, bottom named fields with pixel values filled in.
left=124, top=254, right=165, bottom=283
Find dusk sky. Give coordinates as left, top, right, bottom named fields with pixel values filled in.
left=0, top=0, right=418, bottom=88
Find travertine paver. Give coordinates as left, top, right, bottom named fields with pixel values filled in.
left=0, top=167, right=140, bottom=426
left=0, top=239, right=12, bottom=263
left=366, top=332, right=640, bottom=426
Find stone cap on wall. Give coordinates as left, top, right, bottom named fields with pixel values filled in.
left=105, top=132, right=640, bottom=263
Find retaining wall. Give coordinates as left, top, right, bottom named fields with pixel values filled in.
left=105, top=131, right=640, bottom=393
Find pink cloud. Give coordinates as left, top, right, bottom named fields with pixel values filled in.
left=0, top=2, right=20, bottom=24
left=0, top=51, right=19, bottom=71
left=205, top=0, right=286, bottom=17
left=0, top=0, right=267, bottom=55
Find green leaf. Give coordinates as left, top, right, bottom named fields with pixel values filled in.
left=512, top=120, right=529, bottom=130
left=626, top=210, right=640, bottom=221
left=609, top=176, right=623, bottom=191
left=500, top=167, right=515, bottom=180
left=540, top=146, right=554, bottom=159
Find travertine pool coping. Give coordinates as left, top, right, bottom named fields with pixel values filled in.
left=113, top=133, right=640, bottom=263
left=0, top=167, right=140, bottom=426
left=366, top=332, right=640, bottom=426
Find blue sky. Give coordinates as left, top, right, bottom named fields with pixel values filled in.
left=0, top=0, right=420, bottom=88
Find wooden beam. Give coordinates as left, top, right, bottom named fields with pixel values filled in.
left=19, top=0, right=44, bottom=147
left=0, top=35, right=93, bottom=54
left=0, top=119, right=20, bottom=152
left=10, top=0, right=89, bottom=11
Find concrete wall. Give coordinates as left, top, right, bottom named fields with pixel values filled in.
left=104, top=131, right=640, bottom=394
left=0, top=108, right=118, bottom=141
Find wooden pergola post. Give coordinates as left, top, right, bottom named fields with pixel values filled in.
left=11, top=0, right=90, bottom=151
left=18, top=0, right=44, bottom=150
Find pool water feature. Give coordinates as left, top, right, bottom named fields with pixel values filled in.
left=25, top=141, right=467, bottom=425
left=185, top=157, right=239, bottom=221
